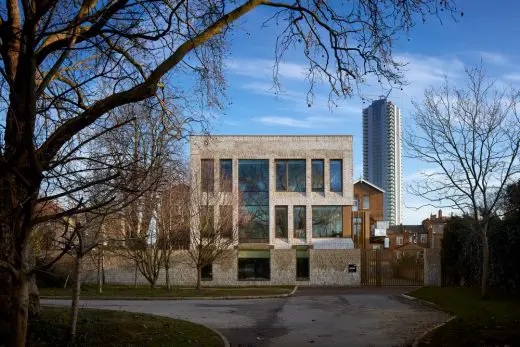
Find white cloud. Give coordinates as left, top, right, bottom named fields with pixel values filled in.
left=226, top=58, right=308, bottom=81
left=503, top=73, right=520, bottom=81
left=479, top=51, right=510, bottom=66
left=254, top=115, right=344, bottom=129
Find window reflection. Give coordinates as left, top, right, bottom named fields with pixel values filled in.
left=330, top=160, right=342, bottom=192
left=239, top=160, right=269, bottom=242
left=201, top=159, right=214, bottom=192
left=276, top=159, right=306, bottom=192
left=220, top=159, right=232, bottom=192
left=312, top=206, right=343, bottom=237
left=275, top=206, right=288, bottom=238
left=311, top=160, right=324, bottom=192
left=293, top=206, right=306, bottom=239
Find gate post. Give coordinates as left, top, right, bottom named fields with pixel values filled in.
left=424, top=248, right=441, bottom=286
left=376, top=249, right=382, bottom=287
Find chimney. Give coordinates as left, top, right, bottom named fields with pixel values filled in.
left=438, top=209, right=442, bottom=218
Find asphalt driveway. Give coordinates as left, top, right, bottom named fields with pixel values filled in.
left=42, top=288, right=449, bottom=347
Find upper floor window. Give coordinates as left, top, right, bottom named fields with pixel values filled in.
left=311, top=160, right=324, bottom=192
left=275, top=206, right=288, bottom=238
left=276, top=160, right=306, bottom=192
left=420, top=234, right=427, bottom=243
left=396, top=236, right=403, bottom=245
left=220, top=159, right=232, bottom=192
left=201, top=159, right=214, bottom=192
left=362, top=194, right=370, bottom=209
left=353, top=197, right=359, bottom=211
left=330, top=159, right=342, bottom=192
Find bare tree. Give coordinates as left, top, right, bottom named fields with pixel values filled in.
left=187, top=176, right=236, bottom=290
left=406, top=66, right=520, bottom=298
left=0, top=1, right=459, bottom=345
left=156, top=182, right=190, bottom=290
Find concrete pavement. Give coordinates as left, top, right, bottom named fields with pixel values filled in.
left=42, top=290, right=449, bottom=347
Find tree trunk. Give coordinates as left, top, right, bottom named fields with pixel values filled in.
left=165, top=260, right=171, bottom=290
left=196, top=266, right=202, bottom=290
left=68, top=255, right=83, bottom=342
left=97, top=249, right=103, bottom=294
left=481, top=231, right=490, bottom=299
left=134, top=262, right=138, bottom=287
left=10, top=274, right=30, bottom=347
left=28, top=274, right=40, bottom=317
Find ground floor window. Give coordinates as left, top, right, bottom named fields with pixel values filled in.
left=296, top=249, right=310, bottom=280
left=238, top=250, right=270, bottom=280
left=201, top=264, right=212, bottom=281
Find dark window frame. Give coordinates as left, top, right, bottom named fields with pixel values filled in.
left=329, top=159, right=343, bottom=192
left=219, top=159, right=233, bottom=192
left=275, top=206, right=288, bottom=238
left=293, top=206, right=306, bottom=239
left=311, top=159, right=324, bottom=192
left=275, top=159, right=306, bottom=192
left=237, top=250, right=271, bottom=281
left=201, top=159, right=215, bottom=192
left=238, top=160, right=269, bottom=243
left=311, top=205, right=344, bottom=238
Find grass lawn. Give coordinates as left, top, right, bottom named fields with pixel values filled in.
left=26, top=306, right=223, bottom=347
left=408, top=287, right=520, bottom=346
left=40, top=284, right=294, bottom=298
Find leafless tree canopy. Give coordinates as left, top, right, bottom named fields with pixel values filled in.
left=0, top=0, right=458, bottom=345
left=406, top=67, right=520, bottom=216
left=406, top=66, right=520, bottom=297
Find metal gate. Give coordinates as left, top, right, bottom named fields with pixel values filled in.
left=361, top=249, right=424, bottom=286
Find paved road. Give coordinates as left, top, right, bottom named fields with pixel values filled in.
left=42, top=289, right=449, bottom=347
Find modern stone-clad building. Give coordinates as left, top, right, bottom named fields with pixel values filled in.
left=189, top=135, right=360, bottom=286
left=362, top=98, right=403, bottom=225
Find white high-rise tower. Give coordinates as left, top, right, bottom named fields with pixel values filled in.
left=362, top=98, right=402, bottom=226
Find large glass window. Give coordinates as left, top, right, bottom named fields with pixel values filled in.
left=219, top=205, right=233, bottom=238
left=311, top=160, right=324, bottom=192
left=330, top=159, right=342, bottom=192
left=238, top=250, right=270, bottom=280
left=275, top=206, right=288, bottom=238
left=201, top=159, right=214, bottom=192
left=276, top=160, right=306, bottom=192
left=293, top=206, right=306, bottom=239
left=296, top=250, right=310, bottom=280
left=220, top=159, right=232, bottom=192
left=312, top=206, right=343, bottom=238
left=238, top=160, right=269, bottom=242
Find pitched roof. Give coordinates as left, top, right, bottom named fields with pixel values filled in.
left=388, top=224, right=425, bottom=234
left=353, top=179, right=385, bottom=193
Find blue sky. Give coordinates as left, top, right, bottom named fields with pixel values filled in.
left=204, top=0, right=520, bottom=224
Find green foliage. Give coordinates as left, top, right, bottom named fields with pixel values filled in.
left=441, top=215, right=520, bottom=293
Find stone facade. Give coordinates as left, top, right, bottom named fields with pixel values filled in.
left=190, top=135, right=354, bottom=247
left=85, top=249, right=361, bottom=287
